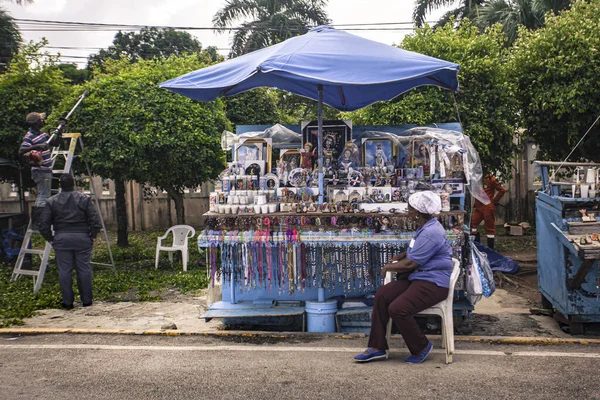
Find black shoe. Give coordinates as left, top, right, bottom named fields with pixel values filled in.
left=62, top=303, right=74, bottom=310
left=487, top=237, right=495, bottom=250
left=83, top=302, right=93, bottom=307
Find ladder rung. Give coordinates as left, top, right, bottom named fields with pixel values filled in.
left=14, top=270, right=41, bottom=276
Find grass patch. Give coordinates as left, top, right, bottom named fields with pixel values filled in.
left=0, top=230, right=208, bottom=328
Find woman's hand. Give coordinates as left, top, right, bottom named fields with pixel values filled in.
left=382, top=257, right=419, bottom=275
left=390, top=251, right=407, bottom=262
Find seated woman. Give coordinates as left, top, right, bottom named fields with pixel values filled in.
left=354, top=191, right=452, bottom=364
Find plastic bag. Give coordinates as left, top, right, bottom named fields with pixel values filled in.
left=472, top=245, right=496, bottom=297
left=466, top=251, right=483, bottom=305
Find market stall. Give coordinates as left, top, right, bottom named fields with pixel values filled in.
left=535, top=161, right=600, bottom=334
left=198, top=125, right=487, bottom=332
left=159, top=25, right=493, bottom=332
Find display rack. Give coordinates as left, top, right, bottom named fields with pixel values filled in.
left=199, top=125, right=482, bottom=331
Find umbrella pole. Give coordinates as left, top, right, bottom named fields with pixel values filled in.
left=318, top=85, right=324, bottom=204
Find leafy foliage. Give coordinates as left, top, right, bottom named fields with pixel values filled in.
left=49, top=54, right=230, bottom=225
left=213, top=0, right=330, bottom=57
left=0, top=40, right=69, bottom=186
left=413, top=0, right=485, bottom=28
left=0, top=7, right=21, bottom=72
left=511, top=0, right=600, bottom=162
left=0, top=231, right=208, bottom=328
left=346, top=21, right=518, bottom=179
left=476, top=0, right=572, bottom=44
left=87, top=27, right=212, bottom=73
left=224, top=88, right=281, bottom=126
left=58, top=63, right=90, bottom=84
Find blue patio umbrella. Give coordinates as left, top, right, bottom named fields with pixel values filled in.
left=160, top=25, right=460, bottom=201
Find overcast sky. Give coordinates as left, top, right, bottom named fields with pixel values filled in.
left=3, top=0, right=450, bottom=67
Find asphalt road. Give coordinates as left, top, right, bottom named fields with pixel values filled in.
left=1, top=334, right=599, bottom=400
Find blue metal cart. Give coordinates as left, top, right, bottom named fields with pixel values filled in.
left=535, top=161, right=600, bottom=334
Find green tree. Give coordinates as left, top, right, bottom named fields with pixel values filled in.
left=0, top=8, right=21, bottom=72
left=476, top=0, right=572, bottom=44
left=87, top=27, right=209, bottom=73
left=346, top=21, right=518, bottom=180
left=213, top=0, right=330, bottom=57
left=224, top=88, right=280, bottom=126
left=0, top=40, right=69, bottom=185
left=413, top=0, right=485, bottom=28
left=50, top=55, right=229, bottom=247
left=58, top=63, right=90, bottom=84
left=511, top=0, right=600, bottom=162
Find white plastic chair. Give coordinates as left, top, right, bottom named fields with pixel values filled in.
left=385, top=258, right=461, bottom=364
left=155, top=225, right=196, bottom=271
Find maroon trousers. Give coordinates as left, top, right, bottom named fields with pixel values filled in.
left=368, top=279, right=449, bottom=355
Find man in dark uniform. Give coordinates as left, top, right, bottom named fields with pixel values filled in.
left=39, top=174, right=101, bottom=310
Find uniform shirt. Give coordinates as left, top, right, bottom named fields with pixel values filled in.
left=407, top=218, right=453, bottom=288
left=475, top=175, right=506, bottom=207
left=20, top=129, right=52, bottom=172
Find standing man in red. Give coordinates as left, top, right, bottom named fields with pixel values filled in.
left=471, top=174, right=506, bottom=249
left=19, top=112, right=61, bottom=229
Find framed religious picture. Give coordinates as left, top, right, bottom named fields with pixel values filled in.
left=301, top=120, right=352, bottom=163
left=243, top=160, right=265, bottom=176
left=235, top=139, right=272, bottom=173
left=363, top=139, right=394, bottom=168
left=410, top=139, right=430, bottom=175
left=280, top=149, right=301, bottom=172
left=450, top=151, right=465, bottom=179
left=235, top=142, right=262, bottom=163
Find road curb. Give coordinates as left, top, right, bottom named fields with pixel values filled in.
left=1, top=328, right=600, bottom=345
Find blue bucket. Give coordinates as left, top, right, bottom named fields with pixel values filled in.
left=305, top=300, right=338, bottom=332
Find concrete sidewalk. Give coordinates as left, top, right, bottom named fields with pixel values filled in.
left=0, top=287, right=593, bottom=344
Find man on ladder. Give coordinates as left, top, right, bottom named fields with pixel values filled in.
left=18, top=112, right=61, bottom=229
left=39, top=174, right=100, bottom=310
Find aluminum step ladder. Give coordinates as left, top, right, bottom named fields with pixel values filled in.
left=11, top=133, right=115, bottom=293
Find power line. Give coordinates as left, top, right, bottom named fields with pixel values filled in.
left=14, top=18, right=433, bottom=34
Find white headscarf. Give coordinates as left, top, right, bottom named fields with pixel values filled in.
left=408, top=191, right=442, bottom=215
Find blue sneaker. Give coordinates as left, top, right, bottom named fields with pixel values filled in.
left=405, top=341, right=433, bottom=364
left=354, top=347, right=388, bottom=363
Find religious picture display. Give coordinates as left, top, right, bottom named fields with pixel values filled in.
left=235, top=143, right=262, bottom=163
left=364, top=139, right=394, bottom=168
left=451, top=152, right=464, bottom=179
left=411, top=139, right=430, bottom=174
left=281, top=150, right=301, bottom=172
left=301, top=120, right=351, bottom=163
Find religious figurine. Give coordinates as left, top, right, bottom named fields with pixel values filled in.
left=300, top=142, right=317, bottom=170
left=338, top=148, right=354, bottom=173
left=375, top=142, right=388, bottom=168
left=380, top=216, right=390, bottom=232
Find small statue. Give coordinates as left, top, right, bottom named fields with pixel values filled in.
left=380, top=216, right=390, bottom=231
left=300, top=142, right=317, bottom=170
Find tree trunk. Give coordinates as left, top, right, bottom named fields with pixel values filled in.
left=115, top=178, right=129, bottom=247
left=165, top=187, right=185, bottom=225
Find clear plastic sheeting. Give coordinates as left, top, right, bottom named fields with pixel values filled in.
left=360, top=127, right=489, bottom=205
left=237, top=124, right=302, bottom=149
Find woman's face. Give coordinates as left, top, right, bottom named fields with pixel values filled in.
left=407, top=203, right=429, bottom=227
